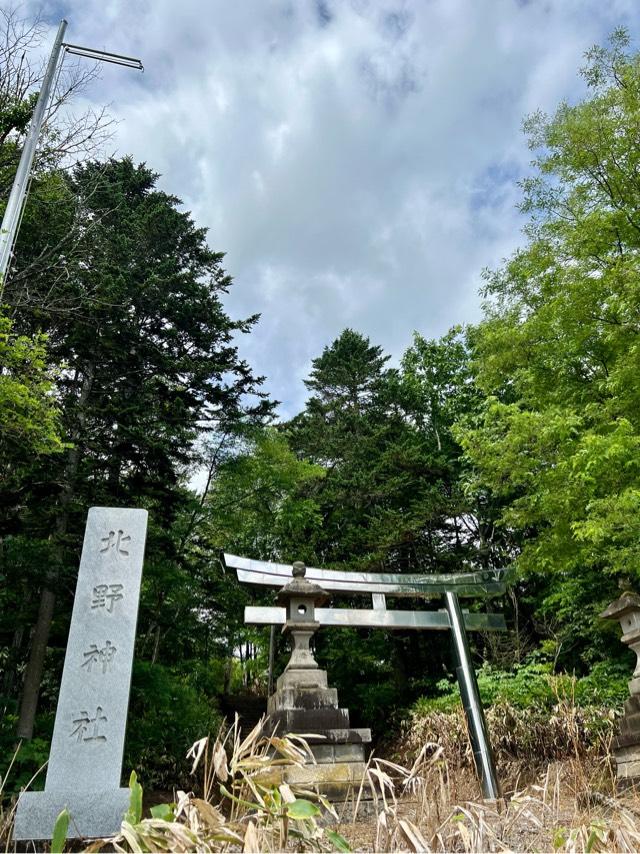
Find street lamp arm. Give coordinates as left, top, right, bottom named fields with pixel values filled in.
left=63, top=44, right=143, bottom=71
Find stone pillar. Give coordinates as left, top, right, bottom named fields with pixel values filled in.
left=264, top=562, right=371, bottom=802
left=601, top=592, right=640, bottom=789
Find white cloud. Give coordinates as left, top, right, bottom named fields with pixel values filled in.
left=36, top=0, right=640, bottom=414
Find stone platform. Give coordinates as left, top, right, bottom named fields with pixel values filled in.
left=602, top=593, right=640, bottom=791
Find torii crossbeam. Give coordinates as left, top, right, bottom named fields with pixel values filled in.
left=224, top=552, right=512, bottom=800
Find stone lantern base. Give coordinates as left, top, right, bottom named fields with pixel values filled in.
left=601, top=593, right=640, bottom=791
left=612, top=694, right=640, bottom=790
left=262, top=662, right=372, bottom=803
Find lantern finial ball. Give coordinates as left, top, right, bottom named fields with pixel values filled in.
left=292, top=561, right=306, bottom=578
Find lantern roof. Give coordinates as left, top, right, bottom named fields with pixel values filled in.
left=276, top=561, right=330, bottom=606
left=601, top=591, right=640, bottom=621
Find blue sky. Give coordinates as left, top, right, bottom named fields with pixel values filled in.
left=27, top=0, right=640, bottom=416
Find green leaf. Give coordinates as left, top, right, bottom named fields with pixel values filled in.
left=125, top=769, right=143, bottom=825
left=326, top=828, right=352, bottom=852
left=51, top=808, right=69, bottom=854
left=219, top=784, right=262, bottom=812
left=285, top=798, right=321, bottom=820
left=553, top=825, right=568, bottom=849
left=149, top=803, right=174, bottom=821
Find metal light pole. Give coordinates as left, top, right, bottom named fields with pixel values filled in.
left=0, top=19, right=67, bottom=287
left=0, top=19, right=143, bottom=296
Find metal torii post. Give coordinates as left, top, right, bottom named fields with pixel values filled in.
left=223, top=553, right=508, bottom=800
left=445, top=590, right=500, bottom=799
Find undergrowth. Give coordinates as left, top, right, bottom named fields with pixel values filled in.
left=1, top=665, right=639, bottom=852
left=389, top=660, right=626, bottom=773
left=3, top=717, right=640, bottom=852
left=412, top=660, right=629, bottom=715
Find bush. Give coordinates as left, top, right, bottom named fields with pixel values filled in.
left=397, top=658, right=626, bottom=769
left=0, top=708, right=53, bottom=799
left=412, top=659, right=629, bottom=716
left=124, top=661, right=222, bottom=790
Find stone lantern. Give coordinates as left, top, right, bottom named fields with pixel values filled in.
left=261, top=561, right=372, bottom=805
left=275, top=561, right=330, bottom=685
left=601, top=591, right=640, bottom=789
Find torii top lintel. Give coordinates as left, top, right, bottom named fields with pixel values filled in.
left=222, top=553, right=511, bottom=599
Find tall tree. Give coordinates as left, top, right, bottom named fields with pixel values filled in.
left=279, top=329, right=490, bottom=718
left=3, top=157, right=272, bottom=737
left=456, top=30, right=640, bottom=665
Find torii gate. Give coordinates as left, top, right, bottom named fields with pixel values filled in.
left=223, top=553, right=511, bottom=800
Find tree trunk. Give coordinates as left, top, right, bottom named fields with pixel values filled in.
left=151, top=624, right=162, bottom=664
left=16, top=588, right=56, bottom=738
left=16, top=361, right=95, bottom=739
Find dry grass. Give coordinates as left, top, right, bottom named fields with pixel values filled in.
left=336, top=748, right=640, bottom=852
left=2, top=711, right=640, bottom=852
left=390, top=698, right=617, bottom=776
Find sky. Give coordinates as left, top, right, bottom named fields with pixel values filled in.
left=26, top=0, right=640, bottom=416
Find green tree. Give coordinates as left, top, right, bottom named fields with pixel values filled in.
left=399, top=327, right=512, bottom=573
left=280, top=329, right=489, bottom=718
left=205, top=427, right=324, bottom=560
left=0, top=318, right=63, bottom=701
left=0, top=316, right=63, bottom=469
left=2, top=157, right=272, bottom=738
left=287, top=327, right=495, bottom=574
left=288, top=329, right=414, bottom=569
left=456, top=30, right=640, bottom=664
left=195, top=428, right=324, bottom=690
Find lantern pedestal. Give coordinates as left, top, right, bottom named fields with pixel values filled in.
left=601, top=592, right=640, bottom=790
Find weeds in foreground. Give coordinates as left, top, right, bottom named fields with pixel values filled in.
left=3, top=711, right=640, bottom=851
left=359, top=756, right=640, bottom=852
left=0, top=741, right=48, bottom=851
left=80, top=716, right=350, bottom=853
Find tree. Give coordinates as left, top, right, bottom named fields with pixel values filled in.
left=194, top=427, right=324, bottom=690
left=0, top=7, right=115, bottom=299
left=287, top=327, right=495, bottom=574
left=289, top=328, right=421, bottom=568
left=278, top=329, right=489, bottom=716
left=0, top=317, right=63, bottom=473
left=0, top=6, right=112, bottom=194
left=204, top=427, right=324, bottom=561
left=456, top=30, right=640, bottom=665
left=3, top=157, right=272, bottom=738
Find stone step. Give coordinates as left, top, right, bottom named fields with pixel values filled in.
left=220, top=694, right=267, bottom=733
left=618, top=713, right=640, bottom=739
left=302, top=728, right=372, bottom=745
left=268, top=686, right=339, bottom=712
left=310, top=742, right=367, bottom=764
left=614, top=731, right=640, bottom=749
left=254, top=759, right=372, bottom=800
left=624, top=695, right=640, bottom=716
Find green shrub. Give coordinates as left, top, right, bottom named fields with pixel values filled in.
left=411, top=658, right=629, bottom=717
left=0, top=705, right=53, bottom=799
left=124, top=661, right=222, bottom=790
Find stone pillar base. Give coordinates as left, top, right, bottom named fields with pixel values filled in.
left=14, top=788, right=130, bottom=840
